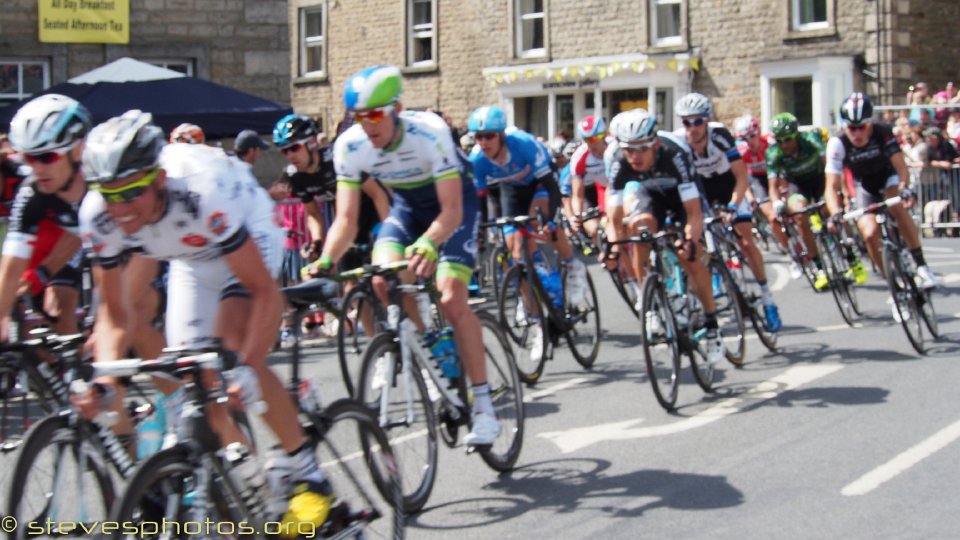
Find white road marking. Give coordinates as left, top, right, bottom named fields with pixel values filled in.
left=768, top=262, right=790, bottom=292
left=841, top=417, right=960, bottom=496
left=539, top=364, right=843, bottom=453
left=922, top=246, right=956, bottom=253
left=525, top=377, right=587, bottom=401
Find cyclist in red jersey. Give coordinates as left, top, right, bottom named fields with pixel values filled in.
left=735, top=114, right=787, bottom=249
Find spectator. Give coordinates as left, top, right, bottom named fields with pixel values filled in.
left=933, top=82, right=957, bottom=104
left=907, top=81, right=931, bottom=105
left=947, top=109, right=960, bottom=143
left=902, top=125, right=928, bottom=168
left=924, top=127, right=960, bottom=169
left=910, top=105, right=935, bottom=129
left=234, top=129, right=270, bottom=166
left=880, top=109, right=897, bottom=128
left=932, top=82, right=956, bottom=128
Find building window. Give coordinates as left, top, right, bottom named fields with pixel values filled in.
left=792, top=0, right=828, bottom=31
left=146, top=59, right=194, bottom=76
left=299, top=5, right=326, bottom=77
left=771, top=77, right=813, bottom=126
left=515, top=0, right=546, bottom=59
left=0, top=60, right=49, bottom=108
left=514, top=96, right=548, bottom=137
left=407, top=0, right=436, bottom=67
left=651, top=0, right=682, bottom=47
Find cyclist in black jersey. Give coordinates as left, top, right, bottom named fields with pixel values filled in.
left=824, top=93, right=938, bottom=290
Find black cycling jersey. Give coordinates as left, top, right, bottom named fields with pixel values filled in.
left=684, top=124, right=742, bottom=205
left=285, top=147, right=337, bottom=204
left=7, top=179, right=81, bottom=239
left=837, top=124, right=900, bottom=183
left=608, top=134, right=700, bottom=226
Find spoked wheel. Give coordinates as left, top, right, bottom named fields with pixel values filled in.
left=708, top=260, right=747, bottom=367
left=817, top=235, right=858, bottom=327
left=682, top=293, right=715, bottom=393
left=785, top=223, right=818, bottom=291
left=752, top=211, right=772, bottom=252
left=475, top=310, right=525, bottom=472
left=609, top=264, right=641, bottom=318
left=918, top=288, right=939, bottom=340
left=640, top=275, right=681, bottom=411
left=498, top=265, right=548, bottom=385
left=356, top=332, right=438, bottom=513
left=564, top=268, right=601, bottom=368
left=885, top=247, right=924, bottom=354
left=337, top=286, right=387, bottom=398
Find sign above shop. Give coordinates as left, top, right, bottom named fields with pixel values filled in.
left=484, top=52, right=700, bottom=88
left=38, top=0, right=130, bottom=44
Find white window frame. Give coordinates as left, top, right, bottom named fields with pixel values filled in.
left=406, top=0, right=437, bottom=68
left=515, top=0, right=546, bottom=59
left=651, top=0, right=683, bottom=47
left=791, top=0, right=828, bottom=31
left=146, top=59, right=194, bottom=76
left=299, top=4, right=327, bottom=78
left=758, top=56, right=853, bottom=133
left=0, top=59, right=50, bottom=103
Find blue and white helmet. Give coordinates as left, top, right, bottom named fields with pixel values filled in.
left=839, top=92, right=874, bottom=125
left=343, top=65, right=403, bottom=110
left=8, top=94, right=92, bottom=154
left=610, top=108, right=658, bottom=145
left=675, top=92, right=713, bottom=118
left=467, top=106, right=507, bottom=132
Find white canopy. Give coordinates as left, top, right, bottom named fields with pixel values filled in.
left=68, top=57, right=186, bottom=84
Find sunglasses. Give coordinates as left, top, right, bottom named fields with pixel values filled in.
left=682, top=117, right=707, bottom=128
left=24, top=148, right=70, bottom=165
left=95, top=168, right=160, bottom=204
left=622, top=141, right=656, bottom=153
left=845, top=123, right=868, bottom=132
left=475, top=131, right=499, bottom=141
left=775, top=133, right=798, bottom=143
left=279, top=142, right=303, bottom=155
left=351, top=105, right=394, bottom=125
left=586, top=133, right=606, bottom=144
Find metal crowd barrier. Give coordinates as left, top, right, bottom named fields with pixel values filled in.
left=910, top=164, right=960, bottom=236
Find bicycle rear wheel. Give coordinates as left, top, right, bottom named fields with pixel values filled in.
left=709, top=260, right=748, bottom=366
left=785, top=222, right=818, bottom=290
left=7, top=415, right=115, bottom=539
left=498, top=265, right=548, bottom=385
left=817, top=234, right=858, bottom=326
left=885, top=247, right=924, bottom=354
left=337, top=286, right=386, bottom=398
left=475, top=310, right=525, bottom=472
left=918, top=288, right=939, bottom=340
left=564, top=268, right=601, bottom=368
left=356, top=332, right=437, bottom=513
left=640, top=275, right=681, bottom=411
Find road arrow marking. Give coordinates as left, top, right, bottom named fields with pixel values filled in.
left=539, top=363, right=843, bottom=453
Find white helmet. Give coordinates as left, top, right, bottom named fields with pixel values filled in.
left=610, top=109, right=658, bottom=145
left=82, top=110, right=166, bottom=184
left=675, top=92, right=713, bottom=118
left=8, top=94, right=92, bottom=154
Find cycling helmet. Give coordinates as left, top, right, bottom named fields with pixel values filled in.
left=82, top=110, right=165, bottom=184
left=467, top=106, right=507, bottom=133
left=169, top=123, right=205, bottom=144
left=610, top=109, right=658, bottom=145
left=675, top=92, right=713, bottom=118
left=273, top=114, right=318, bottom=148
left=577, top=116, right=607, bottom=139
left=562, top=141, right=581, bottom=159
left=839, top=92, right=874, bottom=125
left=734, top=115, right=760, bottom=139
left=343, top=65, right=402, bottom=111
left=770, top=112, right=799, bottom=139
left=8, top=94, right=92, bottom=154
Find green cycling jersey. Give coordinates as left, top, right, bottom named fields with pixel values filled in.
left=765, top=131, right=826, bottom=189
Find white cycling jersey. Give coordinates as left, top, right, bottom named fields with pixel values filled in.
left=569, top=143, right=608, bottom=187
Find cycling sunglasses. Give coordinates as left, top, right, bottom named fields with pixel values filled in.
left=682, top=117, right=707, bottom=128
left=621, top=140, right=657, bottom=152
left=775, top=133, right=799, bottom=143
left=95, top=168, right=161, bottom=204
left=585, top=133, right=606, bottom=144
left=475, top=131, right=500, bottom=141
left=23, top=147, right=71, bottom=165
left=280, top=142, right=304, bottom=155
left=845, top=123, right=868, bottom=132
left=352, top=105, right=395, bottom=125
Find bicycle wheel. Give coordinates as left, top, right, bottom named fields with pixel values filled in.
left=683, top=293, right=715, bottom=393
left=337, top=286, right=386, bottom=398
left=7, top=415, right=115, bottom=539
left=752, top=211, right=771, bottom=252
left=319, top=399, right=406, bottom=539
left=884, top=247, right=924, bottom=354
left=609, top=264, right=640, bottom=318
left=817, top=234, right=857, bottom=327
left=356, top=332, right=437, bottom=514
left=640, top=275, right=681, bottom=411
left=475, top=310, right=525, bottom=471
left=918, top=288, right=939, bottom=340
left=785, top=223, right=818, bottom=290
left=564, top=268, right=601, bottom=368
left=497, top=265, right=548, bottom=385
left=709, top=260, right=747, bottom=366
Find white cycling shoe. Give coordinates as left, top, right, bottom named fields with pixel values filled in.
left=463, top=412, right=501, bottom=446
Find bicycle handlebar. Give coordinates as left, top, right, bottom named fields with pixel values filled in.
left=842, top=195, right=902, bottom=222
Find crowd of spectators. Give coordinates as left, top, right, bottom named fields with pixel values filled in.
left=888, top=81, right=960, bottom=170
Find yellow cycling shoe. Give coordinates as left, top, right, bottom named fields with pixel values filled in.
left=813, top=270, right=829, bottom=291
left=279, top=481, right=336, bottom=539
left=845, top=260, right=868, bottom=285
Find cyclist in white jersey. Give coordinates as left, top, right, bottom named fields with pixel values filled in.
left=307, top=65, right=500, bottom=445
left=569, top=115, right=609, bottom=241
left=78, top=110, right=336, bottom=533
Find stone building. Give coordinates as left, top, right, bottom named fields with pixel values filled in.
left=288, top=0, right=960, bottom=138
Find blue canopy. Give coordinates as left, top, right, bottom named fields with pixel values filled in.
left=0, top=77, right=292, bottom=139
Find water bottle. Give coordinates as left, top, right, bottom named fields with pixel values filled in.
left=415, top=292, right=434, bottom=330
left=136, top=396, right=165, bottom=460
left=431, top=327, right=461, bottom=379
left=711, top=269, right=723, bottom=298
left=263, top=445, right=294, bottom=517
left=225, top=442, right=267, bottom=519
left=534, top=265, right=563, bottom=309
left=661, top=249, right=679, bottom=293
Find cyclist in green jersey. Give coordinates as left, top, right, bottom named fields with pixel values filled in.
left=766, top=113, right=830, bottom=290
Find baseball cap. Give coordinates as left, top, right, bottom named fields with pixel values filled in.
left=922, top=126, right=942, bottom=137
left=235, top=129, right=270, bottom=152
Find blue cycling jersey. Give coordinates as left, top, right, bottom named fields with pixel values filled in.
left=559, top=163, right=572, bottom=197
left=469, top=128, right=553, bottom=191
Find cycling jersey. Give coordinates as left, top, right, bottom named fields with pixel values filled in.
left=673, top=122, right=742, bottom=206
left=285, top=147, right=337, bottom=204
left=825, top=124, right=901, bottom=198
left=766, top=131, right=826, bottom=200
left=80, top=143, right=283, bottom=346
left=2, top=178, right=81, bottom=261
left=605, top=132, right=701, bottom=227
left=1, top=156, right=28, bottom=218
left=569, top=144, right=608, bottom=188
left=737, top=134, right=773, bottom=179
left=333, top=110, right=478, bottom=281
left=469, top=129, right=553, bottom=191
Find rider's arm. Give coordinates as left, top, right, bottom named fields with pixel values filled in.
left=223, top=237, right=283, bottom=368
left=318, top=181, right=362, bottom=265
left=92, top=262, right=131, bottom=361
left=730, top=159, right=750, bottom=207
left=824, top=173, right=844, bottom=216
left=424, top=176, right=464, bottom=246
left=37, top=231, right=82, bottom=276
left=682, top=197, right=704, bottom=243
left=824, top=137, right=846, bottom=216
left=571, top=175, right=585, bottom=217
left=890, top=152, right=911, bottom=191
left=302, top=199, right=325, bottom=246
left=0, top=255, right=29, bottom=336
left=362, top=177, right=391, bottom=221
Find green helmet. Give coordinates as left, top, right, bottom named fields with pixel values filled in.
left=771, top=113, right=799, bottom=139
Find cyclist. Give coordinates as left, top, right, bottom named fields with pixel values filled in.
left=468, top=106, right=589, bottom=309
left=570, top=115, right=609, bottom=241
left=824, top=92, right=938, bottom=293
left=735, top=114, right=788, bottom=250
left=558, top=141, right=581, bottom=223
left=78, top=110, right=337, bottom=532
left=169, top=122, right=205, bottom=145
left=307, top=65, right=500, bottom=445
left=674, top=94, right=781, bottom=332
left=766, top=112, right=830, bottom=290
left=603, top=108, right=726, bottom=364
left=0, top=95, right=90, bottom=341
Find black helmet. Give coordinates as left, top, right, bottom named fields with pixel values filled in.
left=273, top=114, right=318, bottom=148
left=839, top=93, right=874, bottom=125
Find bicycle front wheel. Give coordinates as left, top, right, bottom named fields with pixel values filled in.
left=564, top=268, right=601, bottom=368
left=475, top=310, right=525, bottom=472
left=337, top=286, right=386, bottom=398
left=498, top=264, right=548, bottom=385
left=816, top=234, right=857, bottom=326
left=709, top=260, right=747, bottom=366
left=640, top=275, right=681, bottom=411
left=885, top=247, right=924, bottom=354
left=7, top=415, right=114, bottom=540
left=356, top=332, right=437, bottom=513
left=918, top=288, right=939, bottom=340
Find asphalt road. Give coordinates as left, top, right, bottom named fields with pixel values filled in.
left=2, top=238, right=958, bottom=539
